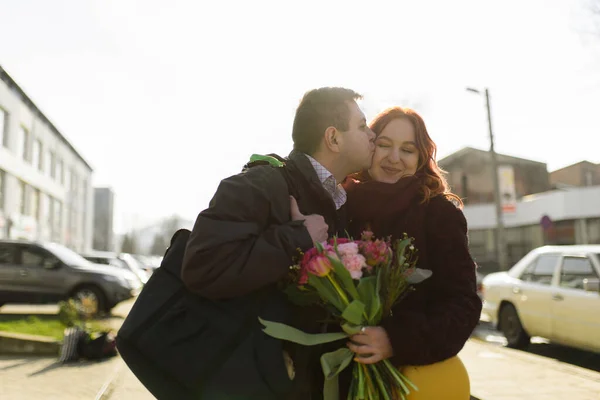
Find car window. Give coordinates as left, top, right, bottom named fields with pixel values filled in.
left=20, top=246, right=59, bottom=268
left=559, top=257, right=599, bottom=290
left=0, top=244, right=16, bottom=265
left=520, top=254, right=559, bottom=285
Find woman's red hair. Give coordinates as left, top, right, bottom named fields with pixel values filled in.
left=369, top=107, right=463, bottom=206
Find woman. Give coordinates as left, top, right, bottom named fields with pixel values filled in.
left=343, top=107, right=482, bottom=399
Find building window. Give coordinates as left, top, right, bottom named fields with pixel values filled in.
left=18, top=126, right=29, bottom=161
left=45, top=151, right=55, bottom=178
left=46, top=196, right=54, bottom=235
left=65, top=167, right=71, bottom=191
left=53, top=200, right=62, bottom=242
left=31, top=188, right=40, bottom=221
left=0, top=170, right=4, bottom=211
left=0, top=108, right=7, bottom=147
left=32, top=139, right=42, bottom=171
left=585, top=171, right=593, bottom=187
left=55, top=159, right=63, bottom=184
left=42, top=193, right=51, bottom=229
left=16, top=180, right=26, bottom=215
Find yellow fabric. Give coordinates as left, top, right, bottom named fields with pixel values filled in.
left=399, top=356, right=471, bottom=400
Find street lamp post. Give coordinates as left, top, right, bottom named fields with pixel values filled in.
left=467, top=87, right=509, bottom=271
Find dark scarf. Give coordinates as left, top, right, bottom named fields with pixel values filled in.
left=344, top=171, right=426, bottom=240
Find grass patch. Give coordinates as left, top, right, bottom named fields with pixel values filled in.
left=0, top=315, right=109, bottom=340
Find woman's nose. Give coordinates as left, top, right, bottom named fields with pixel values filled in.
left=388, top=149, right=401, bottom=163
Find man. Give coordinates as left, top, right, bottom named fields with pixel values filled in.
left=182, top=87, right=375, bottom=399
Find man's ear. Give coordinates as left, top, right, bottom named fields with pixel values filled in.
left=323, top=126, right=341, bottom=153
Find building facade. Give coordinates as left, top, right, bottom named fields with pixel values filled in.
left=93, top=187, right=115, bottom=251
left=463, top=186, right=600, bottom=274
left=550, top=161, right=600, bottom=188
left=0, top=65, right=93, bottom=252
left=439, top=147, right=551, bottom=205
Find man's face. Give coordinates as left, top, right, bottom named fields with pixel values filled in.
left=338, top=101, right=376, bottom=172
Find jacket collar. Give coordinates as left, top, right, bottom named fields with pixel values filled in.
left=287, top=150, right=323, bottom=187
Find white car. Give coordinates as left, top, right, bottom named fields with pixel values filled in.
left=482, top=245, right=600, bottom=352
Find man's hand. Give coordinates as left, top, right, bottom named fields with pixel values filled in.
left=347, top=326, right=394, bottom=364
left=290, top=196, right=328, bottom=243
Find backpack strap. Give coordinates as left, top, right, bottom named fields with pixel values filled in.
left=243, top=153, right=301, bottom=201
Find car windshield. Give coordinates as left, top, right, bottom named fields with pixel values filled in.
left=109, top=258, right=129, bottom=270
left=44, top=243, right=92, bottom=266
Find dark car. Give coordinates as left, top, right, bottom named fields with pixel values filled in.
left=0, top=240, right=142, bottom=315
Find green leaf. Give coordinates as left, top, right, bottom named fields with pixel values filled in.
left=321, top=347, right=354, bottom=379
left=316, top=241, right=325, bottom=253
left=405, top=268, right=433, bottom=284
left=357, top=276, right=382, bottom=325
left=329, top=257, right=361, bottom=301
left=341, top=300, right=366, bottom=326
left=395, top=238, right=411, bottom=265
left=341, top=322, right=363, bottom=336
left=308, top=275, right=346, bottom=313
left=321, top=348, right=354, bottom=400
left=258, top=318, right=348, bottom=346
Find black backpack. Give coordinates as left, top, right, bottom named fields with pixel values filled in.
left=116, top=157, right=300, bottom=400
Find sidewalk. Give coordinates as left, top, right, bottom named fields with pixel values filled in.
left=0, top=354, right=122, bottom=400
left=3, top=323, right=600, bottom=399
left=461, top=339, right=600, bottom=400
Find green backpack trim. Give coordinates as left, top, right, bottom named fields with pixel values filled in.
left=249, top=154, right=285, bottom=168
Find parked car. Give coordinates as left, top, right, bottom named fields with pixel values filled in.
left=482, top=245, right=600, bottom=353
left=81, top=251, right=150, bottom=284
left=130, top=254, right=159, bottom=274
left=476, top=271, right=484, bottom=300
left=0, top=240, right=142, bottom=315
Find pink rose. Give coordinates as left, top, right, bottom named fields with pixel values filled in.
left=336, top=242, right=359, bottom=258
left=342, top=254, right=367, bottom=280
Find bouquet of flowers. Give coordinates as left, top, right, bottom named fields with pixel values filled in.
left=259, top=231, right=432, bottom=400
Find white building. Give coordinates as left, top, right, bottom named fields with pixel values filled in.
left=464, top=185, right=600, bottom=272
left=0, top=65, right=93, bottom=252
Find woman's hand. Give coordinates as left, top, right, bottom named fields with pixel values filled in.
left=347, top=326, right=394, bottom=364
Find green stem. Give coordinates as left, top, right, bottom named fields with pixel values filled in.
left=369, top=364, right=392, bottom=400
left=383, top=359, right=415, bottom=394
left=357, top=362, right=365, bottom=399
left=327, top=274, right=350, bottom=306
left=361, top=363, right=377, bottom=399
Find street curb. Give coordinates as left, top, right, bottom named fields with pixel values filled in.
left=0, top=331, right=61, bottom=355
left=467, top=338, right=600, bottom=382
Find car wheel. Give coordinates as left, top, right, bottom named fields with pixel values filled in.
left=499, top=303, right=530, bottom=349
left=71, top=285, right=106, bottom=317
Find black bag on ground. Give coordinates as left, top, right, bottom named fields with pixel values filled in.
left=116, top=160, right=299, bottom=400
left=78, top=331, right=118, bottom=360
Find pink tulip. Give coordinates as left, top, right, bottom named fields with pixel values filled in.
left=306, top=254, right=333, bottom=277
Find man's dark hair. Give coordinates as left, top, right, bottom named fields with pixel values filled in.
left=292, top=87, right=362, bottom=155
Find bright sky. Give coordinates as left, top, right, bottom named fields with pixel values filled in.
left=1, top=0, right=599, bottom=233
